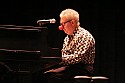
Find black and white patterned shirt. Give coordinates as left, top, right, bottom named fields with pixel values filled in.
left=61, top=27, right=95, bottom=65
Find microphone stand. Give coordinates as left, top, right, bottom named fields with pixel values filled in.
left=38, top=22, right=50, bottom=26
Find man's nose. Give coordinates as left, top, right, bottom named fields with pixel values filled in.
left=58, top=26, right=64, bottom=30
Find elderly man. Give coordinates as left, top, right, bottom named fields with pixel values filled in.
left=43, top=8, right=95, bottom=83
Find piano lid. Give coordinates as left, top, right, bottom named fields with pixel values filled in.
left=0, top=25, right=48, bottom=56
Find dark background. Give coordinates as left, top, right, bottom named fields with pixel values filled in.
left=0, top=0, right=125, bottom=83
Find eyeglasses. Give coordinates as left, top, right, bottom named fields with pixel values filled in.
left=59, top=20, right=72, bottom=30
left=60, top=20, right=72, bottom=27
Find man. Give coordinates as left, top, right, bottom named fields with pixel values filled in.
left=43, top=8, right=95, bottom=83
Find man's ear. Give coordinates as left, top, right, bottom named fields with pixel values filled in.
left=71, top=20, right=75, bottom=24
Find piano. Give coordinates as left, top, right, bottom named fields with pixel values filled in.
left=0, top=25, right=61, bottom=83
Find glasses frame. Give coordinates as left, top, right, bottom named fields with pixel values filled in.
left=60, top=20, right=72, bottom=27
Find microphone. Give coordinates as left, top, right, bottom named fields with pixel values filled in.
left=37, top=18, right=56, bottom=24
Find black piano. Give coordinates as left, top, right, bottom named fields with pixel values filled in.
left=0, top=25, right=61, bottom=83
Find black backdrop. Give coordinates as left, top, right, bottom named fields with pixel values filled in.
left=0, top=0, right=125, bottom=83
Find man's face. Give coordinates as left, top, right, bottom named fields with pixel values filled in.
left=59, top=17, right=76, bottom=35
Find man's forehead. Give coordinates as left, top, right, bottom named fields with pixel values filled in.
left=60, top=17, right=67, bottom=23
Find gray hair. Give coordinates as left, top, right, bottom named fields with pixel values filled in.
left=60, top=8, right=79, bottom=22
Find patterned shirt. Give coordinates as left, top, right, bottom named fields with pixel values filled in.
left=61, top=27, right=95, bottom=65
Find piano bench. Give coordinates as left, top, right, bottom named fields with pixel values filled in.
left=73, top=76, right=109, bottom=83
